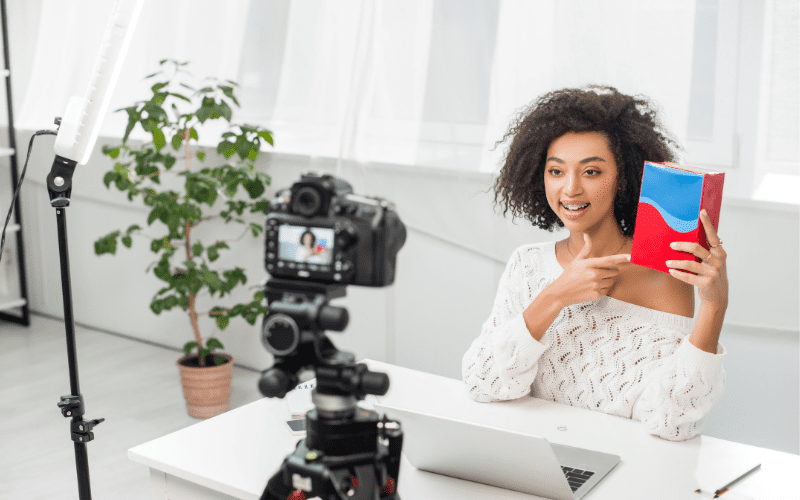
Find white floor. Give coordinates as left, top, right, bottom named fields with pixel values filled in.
left=0, top=314, right=263, bottom=500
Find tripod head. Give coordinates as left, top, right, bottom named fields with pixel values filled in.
left=258, top=278, right=388, bottom=403
left=258, top=278, right=402, bottom=500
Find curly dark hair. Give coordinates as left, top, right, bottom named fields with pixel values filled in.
left=300, top=230, right=316, bottom=247
left=492, top=85, right=681, bottom=236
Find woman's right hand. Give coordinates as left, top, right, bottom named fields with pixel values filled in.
left=548, top=233, right=631, bottom=308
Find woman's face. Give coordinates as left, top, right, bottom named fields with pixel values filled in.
left=544, top=131, right=619, bottom=234
left=301, top=233, right=314, bottom=247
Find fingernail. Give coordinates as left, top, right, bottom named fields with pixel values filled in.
left=626, top=255, right=631, bottom=262
left=665, top=260, right=672, bottom=266
left=701, top=209, right=708, bottom=217
left=670, top=242, right=676, bottom=249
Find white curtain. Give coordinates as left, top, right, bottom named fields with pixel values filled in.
left=248, top=0, right=698, bottom=172
left=17, top=0, right=251, bottom=145
left=482, top=0, right=697, bottom=172
left=16, top=0, right=699, bottom=171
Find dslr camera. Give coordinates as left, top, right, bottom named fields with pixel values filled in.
left=264, top=172, right=406, bottom=287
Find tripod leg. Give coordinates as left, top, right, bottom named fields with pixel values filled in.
left=260, top=459, right=296, bottom=500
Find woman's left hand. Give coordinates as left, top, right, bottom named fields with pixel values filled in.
left=666, top=209, right=729, bottom=309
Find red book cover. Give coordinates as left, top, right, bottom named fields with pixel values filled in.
left=630, top=161, right=724, bottom=274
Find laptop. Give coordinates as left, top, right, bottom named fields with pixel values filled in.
left=373, top=403, right=620, bottom=500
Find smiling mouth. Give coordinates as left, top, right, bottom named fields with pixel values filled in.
left=561, top=202, right=590, bottom=211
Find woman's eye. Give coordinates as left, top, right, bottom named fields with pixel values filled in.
left=586, top=169, right=600, bottom=176
left=548, top=168, right=562, bottom=175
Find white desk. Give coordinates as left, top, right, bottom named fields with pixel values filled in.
left=129, top=360, right=799, bottom=500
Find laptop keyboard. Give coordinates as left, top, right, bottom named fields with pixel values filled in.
left=561, top=466, right=595, bottom=493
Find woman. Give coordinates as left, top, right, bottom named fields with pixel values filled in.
left=462, top=86, right=728, bottom=441
left=295, top=230, right=329, bottom=263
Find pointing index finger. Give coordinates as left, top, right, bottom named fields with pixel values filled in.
left=592, top=253, right=632, bottom=268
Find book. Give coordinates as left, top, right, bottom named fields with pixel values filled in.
left=631, top=161, right=724, bottom=274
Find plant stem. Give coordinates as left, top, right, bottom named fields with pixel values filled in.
left=183, top=128, right=204, bottom=366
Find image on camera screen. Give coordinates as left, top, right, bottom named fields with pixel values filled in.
left=278, top=225, right=334, bottom=265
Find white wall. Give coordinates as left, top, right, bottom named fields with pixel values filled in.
left=9, top=129, right=799, bottom=453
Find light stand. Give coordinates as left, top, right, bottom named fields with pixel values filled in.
left=47, top=125, right=105, bottom=500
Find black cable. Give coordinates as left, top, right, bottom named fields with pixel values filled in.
left=0, top=129, right=57, bottom=262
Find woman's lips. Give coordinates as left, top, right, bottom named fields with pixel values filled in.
left=561, top=202, right=589, bottom=218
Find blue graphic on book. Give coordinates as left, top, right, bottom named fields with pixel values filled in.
left=639, top=162, right=703, bottom=234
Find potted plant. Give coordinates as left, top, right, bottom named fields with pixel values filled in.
left=94, top=59, right=271, bottom=418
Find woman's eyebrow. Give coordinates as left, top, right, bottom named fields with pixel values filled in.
left=545, top=156, right=607, bottom=164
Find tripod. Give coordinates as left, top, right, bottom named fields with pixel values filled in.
left=47, top=144, right=104, bottom=500
left=258, top=279, right=403, bottom=500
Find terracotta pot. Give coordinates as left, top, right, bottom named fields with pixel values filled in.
left=176, top=353, right=234, bottom=419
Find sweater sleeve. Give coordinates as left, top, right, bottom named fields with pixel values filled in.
left=632, top=335, right=726, bottom=441
left=462, top=247, right=551, bottom=402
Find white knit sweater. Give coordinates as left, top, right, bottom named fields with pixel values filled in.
left=462, top=241, right=726, bottom=441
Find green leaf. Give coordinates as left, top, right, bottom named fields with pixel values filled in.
left=190, top=128, right=199, bottom=141
left=195, top=105, right=211, bottom=124
left=163, top=155, right=177, bottom=170
left=199, top=87, right=214, bottom=93
left=113, top=161, right=131, bottom=179
left=153, top=257, right=171, bottom=281
left=171, top=133, right=183, bottom=150
left=192, top=241, right=203, bottom=257
left=243, top=179, right=265, bottom=199
left=150, top=239, right=161, bottom=253
left=235, top=135, right=252, bottom=160
left=217, top=100, right=232, bottom=122
left=250, top=199, right=270, bottom=214
left=121, top=235, right=132, bottom=248
left=126, top=224, right=142, bottom=235
left=215, top=314, right=230, bottom=330
left=123, top=106, right=140, bottom=143
left=151, top=127, right=166, bottom=150
left=257, top=130, right=274, bottom=146
left=196, top=151, right=206, bottom=161
left=107, top=146, right=122, bottom=159
left=147, top=206, right=163, bottom=226
left=218, top=85, right=239, bottom=106
left=213, top=355, right=226, bottom=366
left=183, top=341, right=199, bottom=356
left=103, top=171, right=116, bottom=188
left=151, top=82, right=169, bottom=94
left=198, top=347, right=210, bottom=360
left=217, top=140, right=236, bottom=159
left=206, top=337, right=224, bottom=350
left=169, top=92, right=191, bottom=102
left=94, top=231, right=120, bottom=256
left=248, top=222, right=263, bottom=237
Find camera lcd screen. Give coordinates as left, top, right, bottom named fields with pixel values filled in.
left=278, top=225, right=334, bottom=265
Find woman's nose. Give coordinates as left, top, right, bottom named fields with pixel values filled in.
left=565, top=173, right=581, bottom=194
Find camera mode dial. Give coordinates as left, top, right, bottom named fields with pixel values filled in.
left=334, top=222, right=358, bottom=250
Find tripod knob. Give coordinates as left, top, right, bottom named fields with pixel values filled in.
left=361, top=370, right=390, bottom=396
left=258, top=367, right=297, bottom=398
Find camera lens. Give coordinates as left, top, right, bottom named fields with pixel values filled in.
left=292, top=187, right=322, bottom=216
